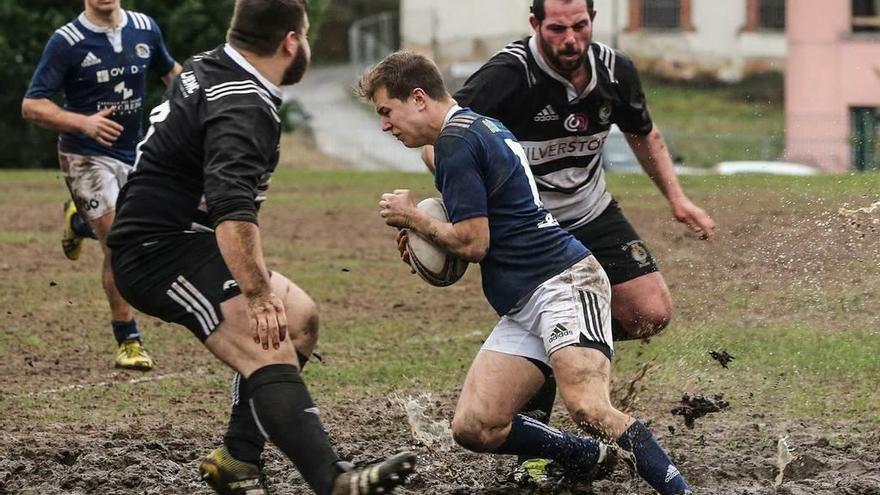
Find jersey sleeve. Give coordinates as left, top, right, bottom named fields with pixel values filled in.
left=147, top=17, right=176, bottom=76
left=611, top=51, right=653, bottom=135
left=24, top=34, right=71, bottom=100
left=453, top=56, right=525, bottom=123
left=203, top=100, right=279, bottom=226
left=434, top=132, right=488, bottom=224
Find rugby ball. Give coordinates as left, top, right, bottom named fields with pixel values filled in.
left=406, top=198, right=468, bottom=287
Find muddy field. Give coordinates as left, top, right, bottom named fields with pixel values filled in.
left=1, top=166, right=879, bottom=494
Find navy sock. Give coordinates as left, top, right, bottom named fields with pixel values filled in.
left=112, top=320, right=141, bottom=345
left=248, top=364, right=341, bottom=495
left=224, top=373, right=266, bottom=465
left=496, top=415, right=603, bottom=473
left=517, top=374, right=557, bottom=464
left=71, top=211, right=97, bottom=239
left=616, top=420, right=689, bottom=495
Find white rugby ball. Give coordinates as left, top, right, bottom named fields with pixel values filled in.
left=406, top=197, right=468, bottom=287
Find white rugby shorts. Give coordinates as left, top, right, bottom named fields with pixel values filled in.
left=481, top=255, right=613, bottom=366
left=59, top=150, right=132, bottom=221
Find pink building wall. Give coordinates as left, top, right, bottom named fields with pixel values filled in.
left=786, top=0, right=880, bottom=171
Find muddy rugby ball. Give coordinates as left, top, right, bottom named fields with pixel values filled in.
left=406, top=198, right=468, bottom=287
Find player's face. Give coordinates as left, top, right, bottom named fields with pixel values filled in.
left=372, top=87, right=430, bottom=148
left=281, top=16, right=311, bottom=85
left=85, top=0, right=120, bottom=15
left=534, top=0, right=594, bottom=75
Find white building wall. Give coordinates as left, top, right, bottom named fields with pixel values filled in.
left=400, top=0, right=786, bottom=80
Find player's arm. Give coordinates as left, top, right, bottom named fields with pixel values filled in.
left=380, top=189, right=489, bottom=262
left=625, top=126, right=715, bottom=240
left=205, top=102, right=287, bottom=348
left=614, top=52, right=716, bottom=240
left=21, top=98, right=122, bottom=147
left=161, top=62, right=183, bottom=87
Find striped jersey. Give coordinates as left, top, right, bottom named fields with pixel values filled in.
left=108, top=44, right=282, bottom=249
left=25, top=10, right=176, bottom=164
left=435, top=106, right=589, bottom=315
left=454, top=37, right=653, bottom=230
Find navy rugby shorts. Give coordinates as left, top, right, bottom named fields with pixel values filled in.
left=111, top=233, right=242, bottom=341
left=568, top=199, right=660, bottom=286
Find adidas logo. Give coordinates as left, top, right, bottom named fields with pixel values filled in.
left=548, top=323, right=573, bottom=343
left=81, top=51, right=102, bottom=68
left=665, top=464, right=681, bottom=483
left=533, top=104, right=560, bottom=122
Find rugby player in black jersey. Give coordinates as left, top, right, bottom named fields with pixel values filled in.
left=107, top=1, right=415, bottom=494
left=422, top=0, right=716, bottom=483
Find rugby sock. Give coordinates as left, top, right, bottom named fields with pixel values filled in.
left=496, top=415, right=604, bottom=472
left=71, top=211, right=97, bottom=239
left=516, top=375, right=557, bottom=464
left=248, top=364, right=341, bottom=495
left=111, top=319, right=141, bottom=345
left=616, top=420, right=689, bottom=495
left=224, top=373, right=266, bottom=464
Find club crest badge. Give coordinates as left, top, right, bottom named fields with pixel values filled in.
left=599, top=103, right=612, bottom=125
left=136, top=43, right=151, bottom=59
left=624, top=241, right=654, bottom=268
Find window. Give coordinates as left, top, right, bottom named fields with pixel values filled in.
left=851, top=107, right=880, bottom=171
left=642, top=0, right=680, bottom=29
left=853, top=0, right=880, bottom=32
left=627, top=0, right=693, bottom=31
left=759, top=0, right=785, bottom=30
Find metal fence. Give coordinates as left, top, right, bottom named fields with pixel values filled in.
left=348, top=11, right=399, bottom=69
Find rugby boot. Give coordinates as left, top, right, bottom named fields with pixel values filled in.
left=114, top=339, right=154, bottom=371
left=559, top=442, right=621, bottom=485
left=330, top=451, right=416, bottom=495
left=62, top=200, right=84, bottom=260
left=510, top=458, right=552, bottom=485
left=199, top=445, right=268, bottom=495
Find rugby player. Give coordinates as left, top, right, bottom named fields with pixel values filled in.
left=106, top=1, right=415, bottom=494
left=364, top=50, right=692, bottom=495
left=22, top=0, right=182, bottom=371
left=421, top=0, right=717, bottom=481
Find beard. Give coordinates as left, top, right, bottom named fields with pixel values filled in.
left=281, top=44, right=309, bottom=85
left=539, top=35, right=588, bottom=75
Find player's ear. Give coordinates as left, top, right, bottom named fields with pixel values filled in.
left=590, top=9, right=597, bottom=21
left=411, top=88, right=429, bottom=110
left=282, top=31, right=297, bottom=56
left=529, top=14, right=540, bottom=32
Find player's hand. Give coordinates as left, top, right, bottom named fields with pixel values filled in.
left=379, top=189, right=418, bottom=229
left=397, top=229, right=416, bottom=274
left=81, top=107, right=123, bottom=147
left=671, top=197, right=716, bottom=240
left=245, top=291, right=288, bottom=350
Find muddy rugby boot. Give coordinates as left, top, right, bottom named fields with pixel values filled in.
left=199, top=446, right=268, bottom=495
left=331, top=451, right=416, bottom=495
left=510, top=458, right=553, bottom=484
left=62, top=200, right=84, bottom=260
left=114, top=340, right=154, bottom=371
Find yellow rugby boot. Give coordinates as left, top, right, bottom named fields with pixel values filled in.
left=199, top=446, right=268, bottom=495
left=114, top=340, right=154, bottom=371
left=62, top=200, right=84, bottom=260
left=330, top=451, right=417, bottom=495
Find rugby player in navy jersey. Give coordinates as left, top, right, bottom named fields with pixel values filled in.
left=106, top=1, right=415, bottom=494
left=22, top=0, right=182, bottom=370
left=361, top=51, right=692, bottom=495
left=421, top=0, right=717, bottom=482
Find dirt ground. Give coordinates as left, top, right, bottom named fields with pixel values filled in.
left=1, top=165, right=879, bottom=494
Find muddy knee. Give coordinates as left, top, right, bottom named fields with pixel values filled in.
left=451, top=415, right=509, bottom=453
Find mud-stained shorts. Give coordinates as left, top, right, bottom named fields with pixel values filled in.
left=481, top=255, right=614, bottom=365
left=58, top=150, right=131, bottom=221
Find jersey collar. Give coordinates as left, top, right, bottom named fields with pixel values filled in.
left=528, top=36, right=597, bottom=103
left=223, top=44, right=283, bottom=100
left=442, top=104, right=464, bottom=128
left=78, top=10, right=128, bottom=33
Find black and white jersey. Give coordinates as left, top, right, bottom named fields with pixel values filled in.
left=454, top=37, right=653, bottom=229
left=108, top=44, right=282, bottom=249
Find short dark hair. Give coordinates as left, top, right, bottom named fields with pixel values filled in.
left=227, top=0, right=308, bottom=57
left=356, top=51, right=448, bottom=102
left=531, top=0, right=594, bottom=22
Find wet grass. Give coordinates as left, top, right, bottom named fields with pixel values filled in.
left=0, top=166, right=877, bottom=434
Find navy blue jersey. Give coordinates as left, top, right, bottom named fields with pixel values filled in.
left=434, top=107, right=590, bottom=315
left=25, top=10, right=176, bottom=164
